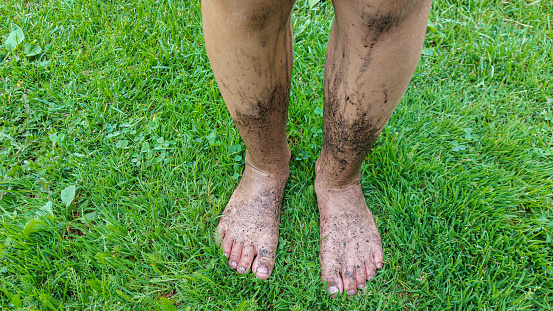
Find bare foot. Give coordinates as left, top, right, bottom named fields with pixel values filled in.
left=315, top=173, right=384, bottom=296
left=217, top=162, right=288, bottom=279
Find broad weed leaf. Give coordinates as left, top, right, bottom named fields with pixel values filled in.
left=5, top=24, right=24, bottom=51
left=36, top=201, right=53, bottom=216
left=24, top=43, right=41, bottom=56
left=78, top=211, right=98, bottom=223
left=23, top=215, right=54, bottom=235
left=308, top=0, right=321, bottom=8
left=61, top=185, right=76, bottom=207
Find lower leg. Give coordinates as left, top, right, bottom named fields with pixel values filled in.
left=317, top=0, right=432, bottom=295
left=202, top=0, right=294, bottom=278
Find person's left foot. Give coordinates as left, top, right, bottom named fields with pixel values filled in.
left=315, top=171, right=384, bottom=296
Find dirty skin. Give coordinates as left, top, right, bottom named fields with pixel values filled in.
left=203, top=0, right=433, bottom=297
left=315, top=71, right=384, bottom=296
left=217, top=161, right=288, bottom=279
left=218, top=84, right=291, bottom=280
left=315, top=178, right=384, bottom=296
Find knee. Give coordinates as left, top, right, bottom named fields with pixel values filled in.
left=210, top=0, right=294, bottom=31
left=336, top=0, right=423, bottom=33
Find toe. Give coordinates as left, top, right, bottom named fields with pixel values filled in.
left=252, top=257, right=274, bottom=279
left=221, top=235, right=233, bottom=258
left=238, top=244, right=255, bottom=274
left=341, top=266, right=357, bottom=295
left=321, top=260, right=343, bottom=297
left=365, top=259, right=377, bottom=280
left=355, top=262, right=367, bottom=289
left=372, top=238, right=384, bottom=269
left=215, top=225, right=225, bottom=244
left=373, top=250, right=384, bottom=270
left=322, top=270, right=343, bottom=297
left=252, top=256, right=275, bottom=279
left=252, top=244, right=276, bottom=279
left=228, top=241, right=243, bottom=270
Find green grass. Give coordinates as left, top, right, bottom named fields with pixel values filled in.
left=1, top=0, right=552, bottom=309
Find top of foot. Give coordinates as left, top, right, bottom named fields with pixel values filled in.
left=217, top=162, right=288, bottom=279
left=315, top=178, right=384, bottom=296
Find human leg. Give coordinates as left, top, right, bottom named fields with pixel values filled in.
left=316, top=0, right=433, bottom=295
left=202, top=0, right=295, bottom=279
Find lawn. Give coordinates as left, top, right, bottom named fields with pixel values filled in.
left=1, top=0, right=552, bottom=309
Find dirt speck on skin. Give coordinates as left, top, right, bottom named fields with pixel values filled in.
left=362, top=11, right=403, bottom=33
left=258, top=248, right=273, bottom=258
left=322, top=74, right=381, bottom=159
left=243, top=3, right=295, bottom=44
left=232, top=83, right=290, bottom=146
left=357, top=5, right=413, bottom=75
left=252, top=188, right=281, bottom=210
left=245, top=7, right=275, bottom=31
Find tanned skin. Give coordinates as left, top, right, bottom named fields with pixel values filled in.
left=202, top=0, right=432, bottom=296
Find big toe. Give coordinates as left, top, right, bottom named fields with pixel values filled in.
left=322, top=271, right=343, bottom=297
left=252, top=257, right=275, bottom=279
left=252, top=248, right=276, bottom=279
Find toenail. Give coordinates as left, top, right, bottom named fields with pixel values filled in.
left=358, top=284, right=365, bottom=289
left=224, top=253, right=229, bottom=258
left=367, top=276, right=373, bottom=280
left=376, top=262, right=383, bottom=269
left=238, top=266, right=246, bottom=273
left=328, top=286, right=339, bottom=295
left=231, top=261, right=237, bottom=268
left=347, top=289, right=357, bottom=295
left=257, top=266, right=268, bottom=274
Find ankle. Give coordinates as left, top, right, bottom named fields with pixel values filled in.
left=315, top=158, right=361, bottom=189
left=245, top=148, right=291, bottom=178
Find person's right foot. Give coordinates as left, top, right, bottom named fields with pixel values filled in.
left=217, top=161, right=288, bottom=279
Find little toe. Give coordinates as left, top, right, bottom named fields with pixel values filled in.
left=228, top=241, right=243, bottom=270
left=373, top=249, right=384, bottom=270
left=215, top=223, right=226, bottom=244
left=355, top=263, right=367, bottom=289
left=341, top=267, right=357, bottom=295
left=365, top=260, right=377, bottom=280
left=238, top=244, right=255, bottom=274
left=220, top=235, right=233, bottom=258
